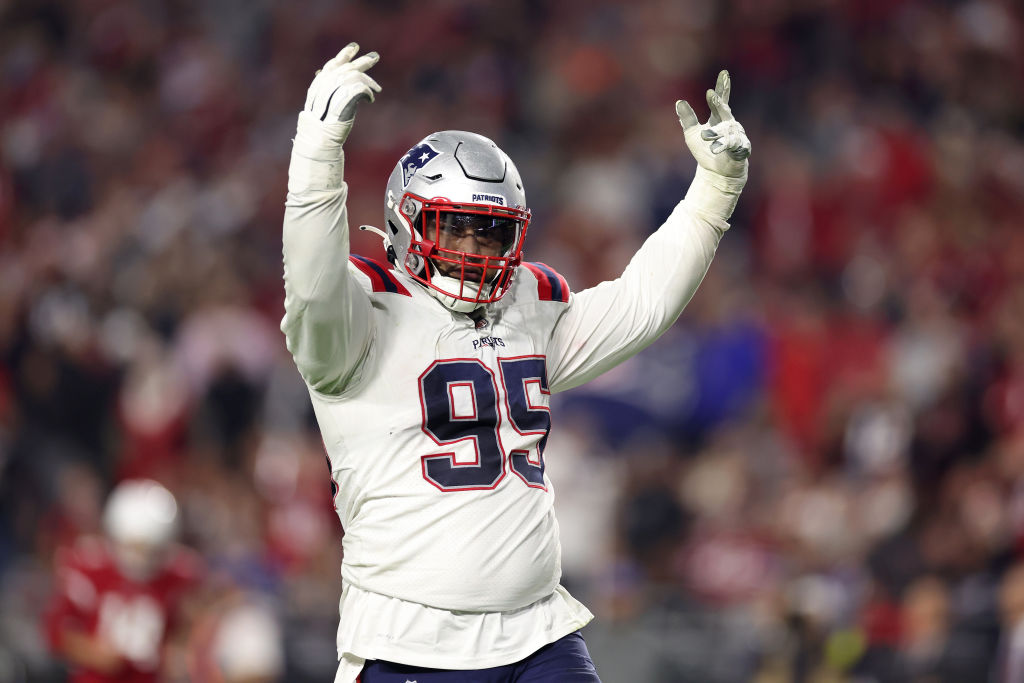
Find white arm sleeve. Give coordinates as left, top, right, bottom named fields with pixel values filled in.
left=546, top=167, right=743, bottom=393
left=281, top=112, right=373, bottom=395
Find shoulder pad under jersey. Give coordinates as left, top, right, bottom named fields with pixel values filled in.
left=349, top=255, right=412, bottom=296
left=521, top=262, right=570, bottom=303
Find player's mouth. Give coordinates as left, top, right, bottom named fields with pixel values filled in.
left=435, top=258, right=498, bottom=283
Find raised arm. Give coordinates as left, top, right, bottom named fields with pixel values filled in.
left=547, top=71, right=752, bottom=393
left=281, top=44, right=381, bottom=395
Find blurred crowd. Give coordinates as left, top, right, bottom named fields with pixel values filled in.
left=1, top=0, right=1023, bottom=680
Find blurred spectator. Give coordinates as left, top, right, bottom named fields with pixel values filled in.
left=997, top=563, right=1024, bottom=683
left=186, top=590, right=284, bottom=683
left=211, top=601, right=284, bottom=683
left=892, top=575, right=989, bottom=682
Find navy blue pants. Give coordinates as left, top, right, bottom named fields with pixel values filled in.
left=358, top=631, right=601, bottom=682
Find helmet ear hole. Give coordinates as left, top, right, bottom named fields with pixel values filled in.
left=406, top=253, right=424, bottom=274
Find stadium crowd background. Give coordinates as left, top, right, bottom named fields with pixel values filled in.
left=1, top=0, right=1023, bottom=680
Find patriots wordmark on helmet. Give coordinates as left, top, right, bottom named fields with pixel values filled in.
left=471, top=193, right=505, bottom=205
left=401, top=143, right=440, bottom=186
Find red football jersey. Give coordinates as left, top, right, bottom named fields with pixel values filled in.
left=44, top=536, right=202, bottom=683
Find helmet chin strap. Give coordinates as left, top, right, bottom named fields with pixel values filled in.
left=360, top=224, right=401, bottom=268
left=358, top=225, right=389, bottom=241
left=428, top=274, right=489, bottom=313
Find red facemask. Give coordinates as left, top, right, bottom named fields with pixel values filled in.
left=402, top=194, right=530, bottom=306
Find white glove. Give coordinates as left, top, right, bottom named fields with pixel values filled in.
left=290, top=44, right=381, bottom=191
left=676, top=70, right=750, bottom=222
left=676, top=70, right=751, bottom=179
left=304, top=42, right=381, bottom=128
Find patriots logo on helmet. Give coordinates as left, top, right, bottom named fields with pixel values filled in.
left=401, top=143, right=440, bottom=187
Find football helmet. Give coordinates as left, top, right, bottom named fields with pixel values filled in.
left=103, top=479, right=179, bottom=580
left=381, top=131, right=530, bottom=313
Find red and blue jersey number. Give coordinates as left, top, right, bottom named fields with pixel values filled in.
left=418, top=356, right=550, bottom=492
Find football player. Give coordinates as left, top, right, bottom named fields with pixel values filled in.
left=281, top=44, right=751, bottom=682
left=44, top=479, right=202, bottom=682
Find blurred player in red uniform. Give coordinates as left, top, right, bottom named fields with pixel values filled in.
left=44, top=479, right=202, bottom=682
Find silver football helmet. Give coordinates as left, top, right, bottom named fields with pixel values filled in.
left=381, top=131, right=530, bottom=313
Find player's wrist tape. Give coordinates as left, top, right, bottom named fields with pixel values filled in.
left=288, top=154, right=344, bottom=193
left=684, top=166, right=747, bottom=223
left=293, top=111, right=353, bottom=157
left=288, top=112, right=353, bottom=191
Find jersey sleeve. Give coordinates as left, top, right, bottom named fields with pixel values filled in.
left=545, top=198, right=727, bottom=394
left=42, top=542, right=101, bottom=651
left=280, top=112, right=375, bottom=396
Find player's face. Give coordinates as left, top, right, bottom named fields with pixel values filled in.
left=430, top=212, right=517, bottom=282
left=112, top=540, right=166, bottom=581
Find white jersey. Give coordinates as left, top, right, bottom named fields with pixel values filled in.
left=281, top=142, right=729, bottom=676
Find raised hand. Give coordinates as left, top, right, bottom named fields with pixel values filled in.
left=676, top=70, right=751, bottom=179
left=304, top=43, right=381, bottom=126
